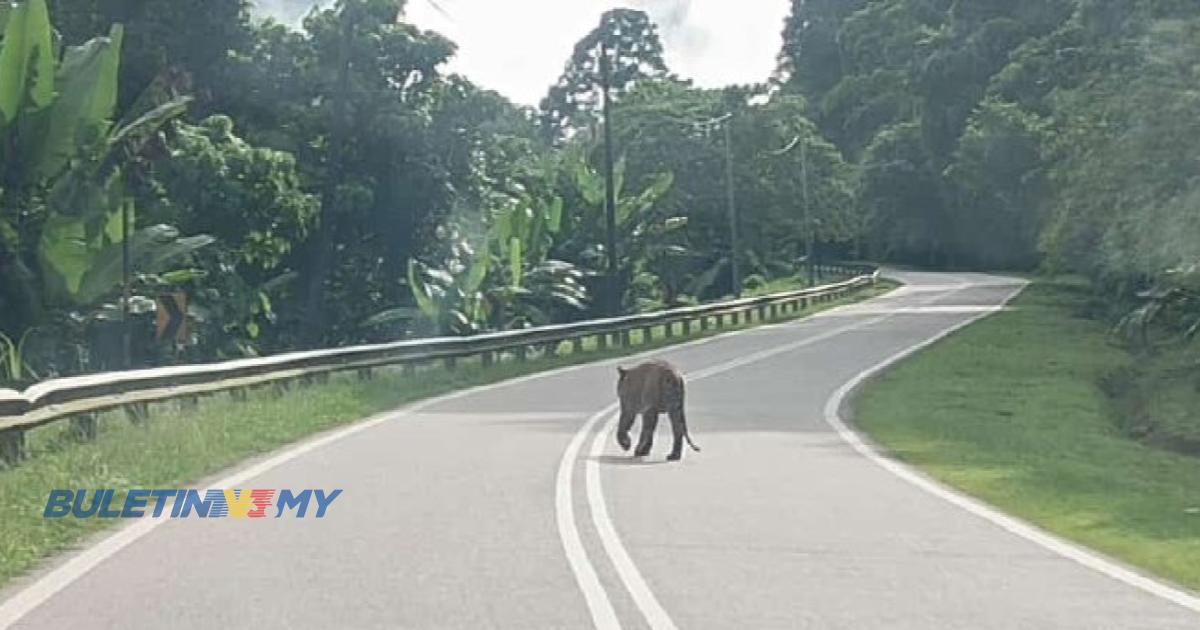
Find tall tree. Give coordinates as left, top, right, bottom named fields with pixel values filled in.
left=539, top=8, right=670, bottom=141
left=252, top=0, right=456, bottom=346
left=778, top=0, right=871, bottom=101
left=541, top=8, right=670, bottom=314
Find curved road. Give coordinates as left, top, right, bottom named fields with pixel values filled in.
left=3, top=271, right=1198, bottom=629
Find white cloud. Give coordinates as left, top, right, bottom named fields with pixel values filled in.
left=253, top=1, right=792, bottom=106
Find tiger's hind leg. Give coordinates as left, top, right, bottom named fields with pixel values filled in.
left=634, top=412, right=659, bottom=457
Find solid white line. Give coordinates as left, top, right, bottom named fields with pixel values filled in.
left=586, top=418, right=678, bottom=630
left=578, top=284, right=972, bottom=630
left=558, top=406, right=623, bottom=630
left=821, top=283, right=1200, bottom=616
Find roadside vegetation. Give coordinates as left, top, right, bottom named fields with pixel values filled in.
left=855, top=279, right=1200, bottom=591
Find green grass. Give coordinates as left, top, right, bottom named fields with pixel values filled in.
left=1108, top=345, right=1200, bottom=456
left=0, top=279, right=897, bottom=587
left=855, top=279, right=1200, bottom=591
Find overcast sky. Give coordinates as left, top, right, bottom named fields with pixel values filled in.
left=252, top=0, right=791, bottom=106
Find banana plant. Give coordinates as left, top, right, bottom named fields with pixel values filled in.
left=1113, top=263, right=1200, bottom=354
left=402, top=184, right=588, bottom=336
left=572, top=152, right=683, bottom=308
left=0, top=0, right=205, bottom=331
left=573, top=155, right=676, bottom=232
left=488, top=182, right=564, bottom=288
left=405, top=230, right=492, bottom=336
left=0, top=329, right=37, bottom=383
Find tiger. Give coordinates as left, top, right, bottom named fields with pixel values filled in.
left=615, top=360, right=701, bottom=461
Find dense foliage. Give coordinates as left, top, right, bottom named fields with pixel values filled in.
left=780, top=0, right=1200, bottom=347
left=1, top=0, right=1196, bottom=382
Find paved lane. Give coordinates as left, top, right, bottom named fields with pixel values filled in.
left=4, top=271, right=1198, bottom=629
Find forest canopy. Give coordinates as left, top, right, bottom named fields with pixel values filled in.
left=0, top=0, right=1196, bottom=381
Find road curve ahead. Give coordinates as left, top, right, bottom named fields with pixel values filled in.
left=3, top=271, right=1199, bottom=629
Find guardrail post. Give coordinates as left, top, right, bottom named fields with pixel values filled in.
left=516, top=346, right=527, bottom=362
left=445, top=356, right=458, bottom=370
left=272, top=380, right=292, bottom=398
left=178, top=396, right=200, bottom=412
left=0, top=429, right=25, bottom=465
left=356, top=368, right=374, bottom=381
left=125, top=402, right=150, bottom=424
left=481, top=351, right=494, bottom=368
left=598, top=334, right=609, bottom=350
left=70, top=413, right=99, bottom=441
left=700, top=316, right=710, bottom=332
left=572, top=337, right=584, bottom=355
left=757, top=305, right=767, bottom=321
left=641, top=327, right=653, bottom=344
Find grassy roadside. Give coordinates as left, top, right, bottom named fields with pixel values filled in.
left=854, top=279, right=1200, bottom=591
left=0, top=278, right=898, bottom=587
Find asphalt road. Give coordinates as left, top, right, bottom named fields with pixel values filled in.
left=3, top=271, right=1199, bottom=629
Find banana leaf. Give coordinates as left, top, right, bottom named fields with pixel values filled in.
left=34, top=24, right=123, bottom=181
left=407, top=259, right=441, bottom=321
left=76, top=225, right=215, bottom=305
left=0, top=0, right=54, bottom=127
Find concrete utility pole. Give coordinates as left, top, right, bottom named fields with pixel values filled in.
left=600, top=40, right=619, bottom=316
left=766, top=134, right=816, bottom=286
left=800, top=139, right=815, bottom=286
left=722, top=120, right=741, bottom=298
left=121, top=198, right=132, bottom=369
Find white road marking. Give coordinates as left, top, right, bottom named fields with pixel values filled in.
left=587, top=419, right=679, bottom=630
left=559, top=405, right=623, bottom=630
left=577, top=283, right=972, bottom=629
left=1, top=327, right=763, bottom=630
left=4, top=275, right=1001, bottom=629
left=1, top=278, right=892, bottom=629
left=822, top=283, right=1200, bottom=616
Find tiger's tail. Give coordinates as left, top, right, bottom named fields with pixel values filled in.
left=669, top=377, right=700, bottom=453
left=683, top=423, right=701, bottom=452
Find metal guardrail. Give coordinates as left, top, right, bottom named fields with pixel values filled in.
left=0, top=264, right=879, bottom=463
